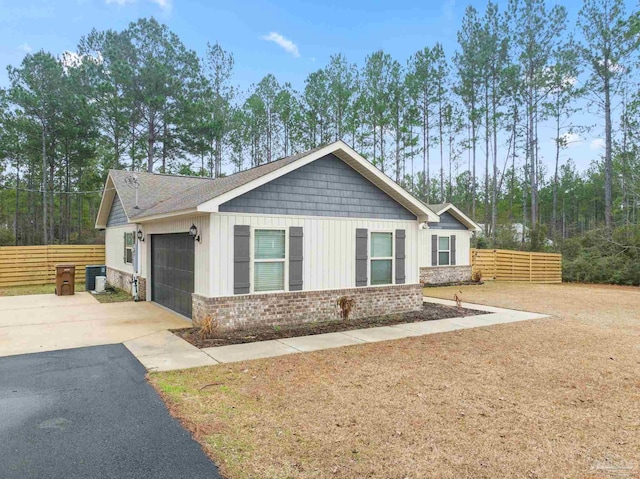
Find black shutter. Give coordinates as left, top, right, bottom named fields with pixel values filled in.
left=451, top=235, right=456, bottom=266
left=431, top=234, right=438, bottom=266
left=233, top=225, right=251, bottom=294
left=395, top=229, right=405, bottom=284
left=289, top=226, right=303, bottom=291
left=123, top=232, right=127, bottom=263
left=355, top=228, right=368, bottom=286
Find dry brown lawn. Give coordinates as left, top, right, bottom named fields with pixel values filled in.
left=151, top=282, right=640, bottom=479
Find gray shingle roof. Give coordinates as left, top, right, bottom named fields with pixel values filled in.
left=426, top=203, right=450, bottom=214
left=111, top=144, right=328, bottom=220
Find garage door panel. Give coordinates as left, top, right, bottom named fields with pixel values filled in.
left=151, top=234, right=194, bottom=318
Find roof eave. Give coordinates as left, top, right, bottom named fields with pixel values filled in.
left=197, top=140, right=439, bottom=222
left=132, top=208, right=201, bottom=223
left=439, top=204, right=482, bottom=231
left=95, top=175, right=127, bottom=229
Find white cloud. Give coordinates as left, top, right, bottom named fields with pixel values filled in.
left=60, top=50, right=103, bottom=73
left=559, top=132, right=581, bottom=147
left=105, top=0, right=171, bottom=11
left=262, top=32, right=300, bottom=58
left=590, top=138, right=605, bottom=150
left=150, top=0, right=172, bottom=11
left=19, top=43, right=32, bottom=53
left=441, top=0, right=456, bottom=23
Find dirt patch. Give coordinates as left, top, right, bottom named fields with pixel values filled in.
left=151, top=283, right=640, bottom=479
left=173, top=303, right=481, bottom=348
left=91, top=286, right=133, bottom=303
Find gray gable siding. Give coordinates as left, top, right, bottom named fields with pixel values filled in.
left=427, top=211, right=468, bottom=230
left=107, top=193, right=128, bottom=227
left=219, top=154, right=416, bottom=220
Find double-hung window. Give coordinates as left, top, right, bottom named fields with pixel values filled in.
left=124, top=232, right=134, bottom=264
left=438, top=236, right=450, bottom=266
left=254, top=229, right=286, bottom=292
left=370, top=232, right=393, bottom=285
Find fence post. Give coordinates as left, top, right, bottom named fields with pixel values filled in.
left=529, top=253, right=532, bottom=283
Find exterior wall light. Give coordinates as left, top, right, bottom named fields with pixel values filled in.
left=136, top=229, right=144, bottom=242
left=189, top=224, right=201, bottom=243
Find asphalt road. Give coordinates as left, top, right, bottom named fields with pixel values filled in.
left=0, top=344, right=221, bottom=479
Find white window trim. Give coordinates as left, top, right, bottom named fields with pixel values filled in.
left=250, top=227, right=288, bottom=293
left=369, top=230, right=394, bottom=286
left=124, top=232, right=134, bottom=265
left=437, top=235, right=451, bottom=266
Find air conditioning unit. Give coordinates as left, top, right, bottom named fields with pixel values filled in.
left=86, top=265, right=106, bottom=291
left=95, top=276, right=107, bottom=293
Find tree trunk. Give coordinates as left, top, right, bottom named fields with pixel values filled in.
left=14, top=160, right=19, bottom=245
left=604, top=74, right=613, bottom=231
left=439, top=99, right=444, bottom=202
left=484, top=82, right=490, bottom=237
left=528, top=83, right=537, bottom=227
left=491, top=74, right=498, bottom=248
left=552, top=100, right=561, bottom=238
left=147, top=115, right=155, bottom=173
left=471, top=116, right=477, bottom=220
left=41, top=122, right=48, bottom=246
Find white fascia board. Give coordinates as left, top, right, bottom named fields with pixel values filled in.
left=197, top=140, right=439, bottom=222
left=132, top=208, right=199, bottom=223
left=440, top=204, right=482, bottom=231
left=95, top=175, right=120, bottom=229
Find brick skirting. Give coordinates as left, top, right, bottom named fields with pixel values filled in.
left=192, top=283, right=423, bottom=331
left=420, top=265, right=472, bottom=285
left=106, top=267, right=147, bottom=301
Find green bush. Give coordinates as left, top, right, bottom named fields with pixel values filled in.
left=561, top=226, right=640, bottom=286
left=0, top=228, right=15, bottom=246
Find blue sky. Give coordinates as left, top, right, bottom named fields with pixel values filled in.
left=0, top=0, right=633, bottom=176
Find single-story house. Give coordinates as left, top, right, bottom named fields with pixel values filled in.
left=95, top=141, right=480, bottom=330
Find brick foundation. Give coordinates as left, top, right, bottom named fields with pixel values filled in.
left=192, top=283, right=423, bottom=331
left=106, top=267, right=146, bottom=301
left=420, top=266, right=472, bottom=285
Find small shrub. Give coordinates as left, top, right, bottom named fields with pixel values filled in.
left=453, top=291, right=463, bottom=309
left=195, top=315, right=219, bottom=340
left=471, top=269, right=482, bottom=282
left=336, top=296, right=356, bottom=321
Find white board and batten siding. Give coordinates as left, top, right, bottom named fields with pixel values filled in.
left=209, top=212, right=420, bottom=297
left=105, top=224, right=136, bottom=274
left=139, top=215, right=210, bottom=297
left=418, top=228, right=472, bottom=267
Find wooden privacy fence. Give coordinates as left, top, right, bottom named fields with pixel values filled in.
left=471, top=248, right=562, bottom=283
left=0, top=245, right=106, bottom=287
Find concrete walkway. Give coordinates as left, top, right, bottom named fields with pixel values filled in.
left=0, top=293, right=190, bottom=358
left=126, top=297, right=548, bottom=371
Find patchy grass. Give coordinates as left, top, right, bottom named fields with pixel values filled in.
left=0, top=283, right=84, bottom=296
left=92, top=287, right=133, bottom=303
left=0, top=282, right=132, bottom=303
left=150, top=282, right=640, bottom=479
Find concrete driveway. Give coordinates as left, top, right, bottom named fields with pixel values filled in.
left=0, top=293, right=190, bottom=358
left=0, top=344, right=221, bottom=479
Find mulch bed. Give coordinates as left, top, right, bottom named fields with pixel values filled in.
left=173, top=303, right=483, bottom=348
